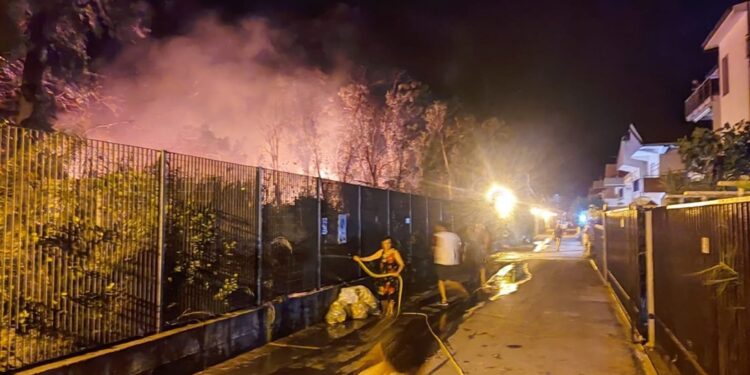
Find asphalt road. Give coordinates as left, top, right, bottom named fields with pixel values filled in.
left=199, top=237, right=649, bottom=375
left=424, top=238, right=648, bottom=374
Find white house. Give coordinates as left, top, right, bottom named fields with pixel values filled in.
left=589, top=164, right=627, bottom=208
left=685, top=2, right=750, bottom=129
left=590, top=125, right=683, bottom=208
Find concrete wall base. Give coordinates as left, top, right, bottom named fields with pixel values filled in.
left=19, top=285, right=342, bottom=375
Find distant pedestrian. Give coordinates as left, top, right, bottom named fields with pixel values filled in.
left=554, top=222, right=564, bottom=251
left=582, top=224, right=592, bottom=256
left=354, top=236, right=405, bottom=317
left=433, top=223, right=469, bottom=306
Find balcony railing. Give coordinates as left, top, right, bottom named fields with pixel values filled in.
left=685, top=78, right=718, bottom=122
left=603, top=177, right=624, bottom=186
left=601, top=188, right=622, bottom=200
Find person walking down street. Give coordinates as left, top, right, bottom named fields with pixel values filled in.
left=581, top=224, right=592, bottom=256
left=354, top=237, right=405, bottom=317
left=554, top=222, right=564, bottom=251
left=465, top=223, right=491, bottom=286
left=477, top=224, right=491, bottom=284
left=433, top=223, right=469, bottom=307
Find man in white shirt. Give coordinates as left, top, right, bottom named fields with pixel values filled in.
left=433, top=223, right=468, bottom=306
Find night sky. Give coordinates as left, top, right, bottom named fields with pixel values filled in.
left=165, top=0, right=737, bottom=198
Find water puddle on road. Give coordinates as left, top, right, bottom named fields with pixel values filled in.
left=240, top=260, right=535, bottom=374
left=533, top=238, right=552, bottom=252
left=484, top=262, right=533, bottom=301
left=351, top=261, right=534, bottom=374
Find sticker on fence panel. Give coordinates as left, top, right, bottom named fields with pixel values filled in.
left=338, top=214, right=348, bottom=244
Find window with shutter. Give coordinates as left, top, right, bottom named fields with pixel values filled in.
left=722, top=55, right=729, bottom=95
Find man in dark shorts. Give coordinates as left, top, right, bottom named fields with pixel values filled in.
left=466, top=223, right=492, bottom=285
left=433, top=223, right=468, bottom=306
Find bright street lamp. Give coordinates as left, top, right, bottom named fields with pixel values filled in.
left=486, top=184, right=517, bottom=219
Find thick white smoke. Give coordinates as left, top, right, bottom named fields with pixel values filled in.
left=56, top=16, right=349, bottom=178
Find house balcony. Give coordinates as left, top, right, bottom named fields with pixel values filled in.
left=601, top=190, right=620, bottom=199
left=603, top=177, right=624, bottom=186
left=588, top=179, right=604, bottom=195
left=684, top=76, right=718, bottom=123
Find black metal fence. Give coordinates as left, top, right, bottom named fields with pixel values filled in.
left=320, top=180, right=361, bottom=286
left=0, top=125, right=455, bottom=372
left=652, top=199, right=749, bottom=375
left=0, top=126, right=161, bottom=371
left=604, top=208, right=647, bottom=340
left=601, top=198, right=750, bottom=375
left=162, top=153, right=259, bottom=326
left=591, top=224, right=605, bottom=279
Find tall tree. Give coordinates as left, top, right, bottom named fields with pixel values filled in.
left=421, top=101, right=460, bottom=198
left=338, top=80, right=388, bottom=187
left=0, top=0, right=152, bottom=130
left=383, top=74, right=426, bottom=191
left=289, top=84, right=327, bottom=179
left=420, top=103, right=519, bottom=200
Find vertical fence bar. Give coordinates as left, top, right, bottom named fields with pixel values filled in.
left=316, top=178, right=322, bottom=289
left=357, top=186, right=364, bottom=278
left=424, top=197, right=432, bottom=242
left=439, top=200, right=444, bottom=224
left=645, top=209, right=655, bottom=348
left=155, top=150, right=167, bottom=332
left=602, top=211, right=609, bottom=284
left=386, top=190, right=391, bottom=236
left=408, top=194, right=413, bottom=264
left=256, top=167, right=264, bottom=305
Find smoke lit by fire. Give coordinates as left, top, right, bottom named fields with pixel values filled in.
left=56, top=17, right=349, bottom=179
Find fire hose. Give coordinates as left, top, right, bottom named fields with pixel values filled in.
left=353, top=257, right=404, bottom=315
left=352, top=257, right=465, bottom=375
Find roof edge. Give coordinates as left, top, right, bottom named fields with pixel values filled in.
left=703, top=2, right=748, bottom=50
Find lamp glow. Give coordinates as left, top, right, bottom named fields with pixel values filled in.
left=578, top=212, right=587, bottom=225
left=530, top=207, right=556, bottom=220
left=486, top=184, right=517, bottom=219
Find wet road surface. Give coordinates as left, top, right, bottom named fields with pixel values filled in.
left=424, top=237, right=648, bottom=374
left=196, top=285, right=475, bottom=375
left=199, top=237, right=649, bottom=374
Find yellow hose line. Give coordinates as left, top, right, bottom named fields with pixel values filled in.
left=353, top=258, right=403, bottom=315
left=402, top=312, right=465, bottom=375
left=353, top=258, right=464, bottom=375
left=267, top=342, right=322, bottom=350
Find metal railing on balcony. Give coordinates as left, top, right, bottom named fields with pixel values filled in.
left=603, top=177, right=624, bottom=186
left=685, top=78, right=718, bottom=122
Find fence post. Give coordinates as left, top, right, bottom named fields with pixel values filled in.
left=439, top=200, right=444, bottom=224
left=255, top=167, right=264, bottom=305
left=645, top=209, right=656, bottom=348
left=155, top=150, right=167, bottom=332
left=425, top=197, right=430, bottom=241
left=357, top=185, right=363, bottom=278
left=317, top=178, right=322, bottom=289
left=408, top=194, right=413, bottom=264
left=602, top=211, right=609, bottom=284
left=386, top=189, right=391, bottom=236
